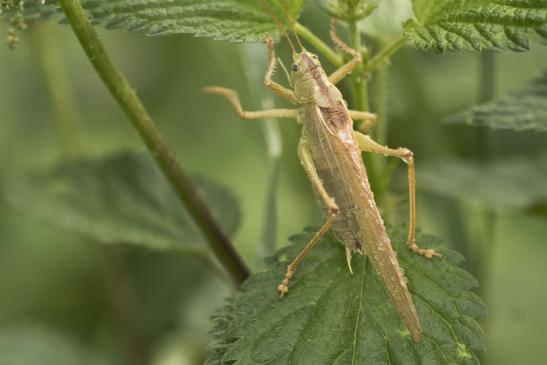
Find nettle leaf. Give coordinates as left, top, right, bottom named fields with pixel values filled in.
left=4, top=152, right=240, bottom=252
left=21, top=0, right=305, bottom=41
left=418, top=155, right=547, bottom=212
left=404, top=0, right=547, bottom=52
left=208, top=225, right=486, bottom=364
left=446, top=70, right=547, bottom=132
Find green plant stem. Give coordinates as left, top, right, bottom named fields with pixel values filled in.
left=373, top=64, right=388, bottom=167
left=295, top=22, right=343, bottom=67
left=348, top=21, right=368, bottom=112
left=476, top=51, right=495, bottom=159
left=478, top=51, right=496, bottom=103
left=257, top=99, right=281, bottom=268
left=34, top=26, right=85, bottom=158
left=59, top=0, right=250, bottom=287
left=474, top=51, right=497, bottom=364
left=372, top=63, right=390, bottom=209
left=345, top=18, right=381, bottom=195
left=95, top=248, right=149, bottom=364
left=33, top=25, right=150, bottom=364
left=364, top=37, right=407, bottom=73
left=475, top=51, right=497, bottom=262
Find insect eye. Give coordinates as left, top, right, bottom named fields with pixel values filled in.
left=291, top=63, right=298, bottom=71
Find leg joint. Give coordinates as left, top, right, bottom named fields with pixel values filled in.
left=400, top=148, right=413, bottom=162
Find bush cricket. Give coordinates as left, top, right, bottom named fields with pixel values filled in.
left=204, top=21, right=441, bottom=342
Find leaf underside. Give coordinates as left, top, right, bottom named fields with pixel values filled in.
left=208, top=225, right=486, bottom=364
left=405, top=0, right=547, bottom=52
left=4, top=152, right=240, bottom=252
left=446, top=70, right=547, bottom=132
left=22, top=0, right=304, bottom=42
left=418, top=155, right=547, bottom=212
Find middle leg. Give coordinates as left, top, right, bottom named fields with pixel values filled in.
left=278, top=137, right=340, bottom=296
left=349, top=110, right=377, bottom=129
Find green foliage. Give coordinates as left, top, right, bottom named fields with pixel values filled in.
left=1, top=0, right=26, bottom=48
left=404, top=0, right=547, bottom=52
left=0, top=326, right=109, bottom=365
left=322, top=0, right=377, bottom=22
left=446, top=70, right=547, bottom=132
left=418, top=155, right=547, bottom=211
left=4, top=152, right=240, bottom=252
left=359, top=0, right=413, bottom=40
left=0, top=0, right=15, bottom=12
left=21, top=0, right=305, bottom=41
left=208, top=226, right=486, bottom=364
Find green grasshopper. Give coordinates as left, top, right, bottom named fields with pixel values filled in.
left=204, top=22, right=441, bottom=342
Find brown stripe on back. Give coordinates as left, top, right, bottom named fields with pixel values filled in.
left=319, top=104, right=351, bottom=130
left=302, top=53, right=343, bottom=109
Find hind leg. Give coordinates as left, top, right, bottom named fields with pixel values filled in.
left=354, top=131, right=441, bottom=259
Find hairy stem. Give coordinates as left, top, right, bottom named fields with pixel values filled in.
left=295, top=22, right=343, bottom=67
left=59, top=0, right=250, bottom=286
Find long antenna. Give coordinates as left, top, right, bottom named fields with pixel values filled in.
left=276, top=0, right=305, bottom=50
left=293, top=29, right=304, bottom=50
left=260, top=0, right=299, bottom=53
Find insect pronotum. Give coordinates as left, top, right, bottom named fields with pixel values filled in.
left=204, top=21, right=441, bottom=342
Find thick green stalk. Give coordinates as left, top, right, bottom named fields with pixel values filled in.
left=348, top=21, right=368, bottom=112
left=295, top=22, right=343, bottom=67
left=371, top=63, right=390, bottom=208
left=59, top=0, right=250, bottom=287
left=345, top=17, right=382, bottom=195
left=373, top=64, right=388, bottom=168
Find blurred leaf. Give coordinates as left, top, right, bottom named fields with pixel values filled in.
left=404, top=0, right=547, bottom=52
left=446, top=70, right=547, bottom=132
left=418, top=155, right=547, bottom=211
left=20, top=0, right=305, bottom=41
left=150, top=276, right=229, bottom=365
left=359, top=0, right=413, bottom=40
left=207, top=225, right=486, bottom=364
left=5, top=151, right=240, bottom=252
left=320, top=0, right=378, bottom=22
left=0, top=326, right=109, bottom=365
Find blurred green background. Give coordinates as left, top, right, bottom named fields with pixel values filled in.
left=1, top=3, right=546, bottom=364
